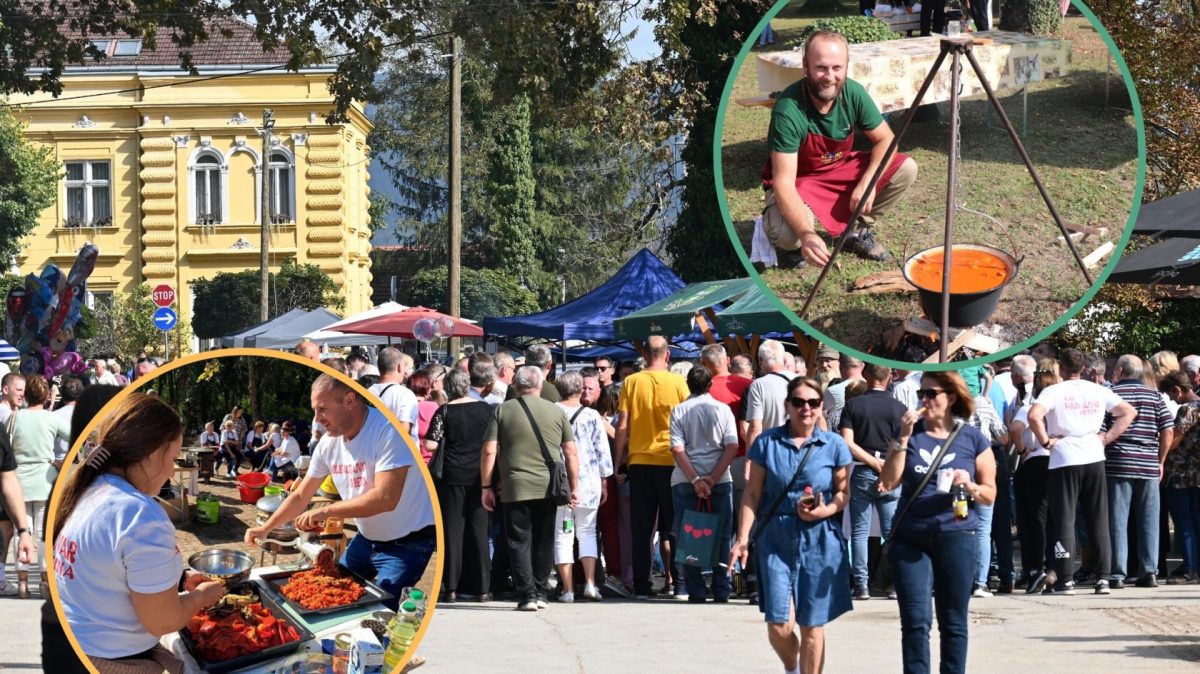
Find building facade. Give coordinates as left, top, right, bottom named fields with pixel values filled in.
left=9, top=18, right=374, bottom=331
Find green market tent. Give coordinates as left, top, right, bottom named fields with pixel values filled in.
left=612, top=278, right=757, bottom=339
left=712, top=284, right=796, bottom=335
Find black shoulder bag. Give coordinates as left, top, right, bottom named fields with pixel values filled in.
left=517, top=397, right=571, bottom=506
left=870, top=420, right=964, bottom=594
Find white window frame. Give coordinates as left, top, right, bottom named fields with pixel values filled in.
left=187, top=147, right=228, bottom=224
left=267, top=148, right=295, bottom=224
left=223, top=144, right=263, bottom=224
left=63, top=160, right=112, bottom=228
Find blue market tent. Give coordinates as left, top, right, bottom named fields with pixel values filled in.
left=483, top=249, right=687, bottom=341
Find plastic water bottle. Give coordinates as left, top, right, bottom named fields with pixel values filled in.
left=382, top=601, right=420, bottom=671
left=399, top=587, right=427, bottom=618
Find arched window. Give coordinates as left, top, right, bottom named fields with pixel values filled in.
left=268, top=151, right=293, bottom=223
left=194, top=153, right=222, bottom=224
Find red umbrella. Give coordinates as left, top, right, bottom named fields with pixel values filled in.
left=334, top=306, right=483, bottom=338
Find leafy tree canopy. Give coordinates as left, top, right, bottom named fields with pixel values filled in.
left=400, top=267, right=539, bottom=319
left=191, top=259, right=343, bottom=338
left=0, top=106, right=59, bottom=260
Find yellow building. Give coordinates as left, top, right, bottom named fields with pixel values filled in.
left=9, top=17, right=374, bottom=334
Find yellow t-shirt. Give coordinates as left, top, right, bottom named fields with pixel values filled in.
left=619, top=369, right=690, bottom=467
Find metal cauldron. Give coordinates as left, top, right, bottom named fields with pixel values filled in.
left=902, top=243, right=1020, bottom=328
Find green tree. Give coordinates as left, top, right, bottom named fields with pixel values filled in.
left=1000, top=0, right=1062, bottom=35
left=81, top=284, right=192, bottom=362
left=401, top=267, right=539, bottom=319
left=489, top=93, right=538, bottom=280
left=0, top=106, right=58, bottom=261
left=190, top=259, right=343, bottom=339
left=0, top=1, right=629, bottom=123
left=644, top=0, right=774, bottom=282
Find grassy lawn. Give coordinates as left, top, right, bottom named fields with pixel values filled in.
left=720, top=2, right=1138, bottom=359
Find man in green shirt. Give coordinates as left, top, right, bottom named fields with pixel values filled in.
left=482, top=366, right=579, bottom=611
left=761, top=30, right=918, bottom=267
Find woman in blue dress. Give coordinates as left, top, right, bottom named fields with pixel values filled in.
left=879, top=370, right=996, bottom=674
left=730, top=377, right=852, bottom=674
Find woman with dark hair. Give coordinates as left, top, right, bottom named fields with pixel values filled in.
left=880, top=370, right=997, bottom=674
left=43, top=382, right=123, bottom=674
left=11, top=374, right=69, bottom=598
left=53, top=393, right=224, bottom=673
left=1009, top=360, right=1060, bottom=593
left=424, top=369, right=492, bottom=602
left=221, top=404, right=247, bottom=448
left=730, top=377, right=852, bottom=674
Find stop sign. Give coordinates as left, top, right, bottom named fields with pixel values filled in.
left=152, top=284, right=175, bottom=308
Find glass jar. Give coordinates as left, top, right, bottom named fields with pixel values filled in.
left=332, top=632, right=353, bottom=674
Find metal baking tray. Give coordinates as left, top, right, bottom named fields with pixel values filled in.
left=177, top=583, right=313, bottom=674
left=257, top=564, right=392, bottom=617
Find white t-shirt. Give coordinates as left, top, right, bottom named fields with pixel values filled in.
left=309, top=418, right=325, bottom=449
left=368, top=382, right=421, bottom=452
left=1012, top=406, right=1048, bottom=460
left=1033, top=379, right=1124, bottom=469
left=0, top=402, right=13, bottom=427
left=55, top=474, right=183, bottom=658
left=744, top=371, right=791, bottom=430
left=53, top=404, right=75, bottom=461
left=275, top=435, right=301, bottom=467
left=308, top=407, right=434, bottom=541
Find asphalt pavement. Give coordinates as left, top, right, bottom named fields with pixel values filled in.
left=417, top=583, right=1200, bottom=672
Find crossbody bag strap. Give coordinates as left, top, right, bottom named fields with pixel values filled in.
left=570, top=407, right=585, bottom=425
left=886, top=420, right=965, bottom=537
left=517, top=397, right=558, bottom=468
left=751, top=440, right=816, bottom=546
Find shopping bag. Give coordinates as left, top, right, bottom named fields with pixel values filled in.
left=677, top=500, right=726, bottom=569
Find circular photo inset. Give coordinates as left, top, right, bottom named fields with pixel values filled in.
left=45, top=350, right=439, bottom=674
left=718, top=0, right=1142, bottom=366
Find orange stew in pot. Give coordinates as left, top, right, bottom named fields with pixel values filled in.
left=909, top=248, right=1009, bottom=294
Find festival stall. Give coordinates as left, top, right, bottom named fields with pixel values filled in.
left=482, top=249, right=688, bottom=362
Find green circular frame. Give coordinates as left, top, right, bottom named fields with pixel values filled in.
left=712, top=0, right=1146, bottom=371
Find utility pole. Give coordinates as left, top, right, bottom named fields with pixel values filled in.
left=260, top=108, right=275, bottom=321
left=447, top=35, right=463, bottom=358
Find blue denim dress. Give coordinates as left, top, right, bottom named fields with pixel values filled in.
left=750, top=426, right=853, bottom=626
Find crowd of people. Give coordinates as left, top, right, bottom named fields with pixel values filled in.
left=324, top=336, right=1200, bottom=674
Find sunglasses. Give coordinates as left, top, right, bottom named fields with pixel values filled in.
left=596, top=365, right=612, bottom=371
left=916, top=388, right=946, bottom=399
left=787, top=396, right=823, bottom=409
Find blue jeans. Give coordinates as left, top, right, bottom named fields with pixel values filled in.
left=850, top=467, right=899, bottom=590
left=671, top=481, right=733, bottom=600
left=891, top=529, right=975, bottom=674
left=1108, top=477, right=1160, bottom=580
left=974, top=504, right=994, bottom=585
left=1165, top=487, right=1200, bottom=574
left=341, top=531, right=437, bottom=611
left=991, top=453, right=1015, bottom=584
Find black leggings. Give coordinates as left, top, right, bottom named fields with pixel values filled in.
left=920, top=1, right=946, bottom=35
left=1048, top=461, right=1110, bottom=581
left=1014, top=455, right=1050, bottom=573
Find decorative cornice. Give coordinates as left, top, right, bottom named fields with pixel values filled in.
left=73, top=115, right=96, bottom=128
left=173, top=135, right=190, bottom=148
left=229, top=112, right=251, bottom=125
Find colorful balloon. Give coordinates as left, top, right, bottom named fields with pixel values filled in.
left=412, top=317, right=437, bottom=343
left=436, top=316, right=456, bottom=338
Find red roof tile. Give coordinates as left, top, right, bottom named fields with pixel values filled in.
left=67, top=15, right=289, bottom=68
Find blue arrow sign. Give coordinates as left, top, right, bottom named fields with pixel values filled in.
left=153, top=306, right=178, bottom=331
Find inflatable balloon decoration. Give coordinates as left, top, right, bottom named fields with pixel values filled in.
left=4, top=244, right=99, bottom=379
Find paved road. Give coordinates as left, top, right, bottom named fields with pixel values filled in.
left=0, top=565, right=47, bottom=673
left=417, top=585, right=1200, bottom=672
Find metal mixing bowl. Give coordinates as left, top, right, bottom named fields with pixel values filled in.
left=188, top=548, right=254, bottom=586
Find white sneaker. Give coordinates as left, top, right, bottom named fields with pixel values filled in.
left=558, top=592, right=575, bottom=603
left=517, top=601, right=538, bottom=611
left=582, top=584, right=601, bottom=601
left=535, top=598, right=548, bottom=609
left=972, top=585, right=993, bottom=598
left=0, top=582, right=17, bottom=596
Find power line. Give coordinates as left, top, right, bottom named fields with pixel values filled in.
left=0, top=1, right=629, bottom=21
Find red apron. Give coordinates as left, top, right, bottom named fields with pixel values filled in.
left=762, top=130, right=908, bottom=237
